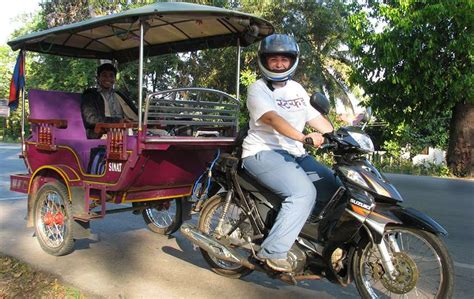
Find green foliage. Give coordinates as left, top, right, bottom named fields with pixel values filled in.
left=27, top=55, right=96, bottom=92
left=347, top=0, right=473, bottom=153
left=254, top=1, right=352, bottom=99
left=374, top=158, right=452, bottom=178
left=0, top=45, right=30, bottom=141
left=0, top=46, right=15, bottom=99
left=240, top=68, right=257, bottom=88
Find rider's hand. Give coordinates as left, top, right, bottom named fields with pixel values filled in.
left=304, top=132, right=325, bottom=147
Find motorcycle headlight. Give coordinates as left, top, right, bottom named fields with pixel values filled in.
left=339, top=166, right=369, bottom=189
left=348, top=131, right=374, bottom=152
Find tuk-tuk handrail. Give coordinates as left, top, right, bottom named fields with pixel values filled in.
left=143, top=88, right=240, bottom=138
left=94, top=122, right=137, bottom=134
left=29, top=118, right=68, bottom=129
left=145, top=87, right=239, bottom=105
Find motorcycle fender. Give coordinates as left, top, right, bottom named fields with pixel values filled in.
left=365, top=206, right=448, bottom=243
left=390, top=207, right=448, bottom=236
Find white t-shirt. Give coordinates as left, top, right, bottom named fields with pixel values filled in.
left=242, top=79, right=320, bottom=158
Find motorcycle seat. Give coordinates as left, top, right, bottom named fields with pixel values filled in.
left=237, top=169, right=284, bottom=209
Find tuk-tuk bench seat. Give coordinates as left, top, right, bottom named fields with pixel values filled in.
left=28, top=89, right=137, bottom=171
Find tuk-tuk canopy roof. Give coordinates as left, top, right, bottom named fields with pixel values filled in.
left=8, top=2, right=274, bottom=63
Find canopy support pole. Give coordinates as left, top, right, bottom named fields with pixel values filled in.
left=138, top=22, right=144, bottom=131
left=235, top=39, right=241, bottom=101
left=20, top=51, right=31, bottom=172
left=20, top=51, right=26, bottom=152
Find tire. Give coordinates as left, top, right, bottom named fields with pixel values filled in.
left=142, top=198, right=182, bottom=235
left=198, top=193, right=253, bottom=279
left=33, top=181, right=75, bottom=256
left=353, top=226, right=454, bottom=298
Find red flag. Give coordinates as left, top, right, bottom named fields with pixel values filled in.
left=9, top=50, right=25, bottom=110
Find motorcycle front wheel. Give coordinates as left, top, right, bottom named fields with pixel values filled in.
left=353, top=226, right=454, bottom=298
left=198, top=193, right=253, bottom=279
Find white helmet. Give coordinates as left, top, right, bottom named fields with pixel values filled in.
left=257, top=34, right=300, bottom=82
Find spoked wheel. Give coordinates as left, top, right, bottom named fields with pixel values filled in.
left=33, top=181, right=75, bottom=256
left=142, top=198, right=182, bottom=235
left=198, top=193, right=253, bottom=278
left=353, top=226, right=454, bottom=298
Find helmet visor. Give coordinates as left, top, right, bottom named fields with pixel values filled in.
left=261, top=54, right=296, bottom=73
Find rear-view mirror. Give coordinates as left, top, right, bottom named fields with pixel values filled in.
left=310, top=93, right=330, bottom=115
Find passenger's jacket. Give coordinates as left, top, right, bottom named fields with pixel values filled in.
left=81, top=88, right=138, bottom=139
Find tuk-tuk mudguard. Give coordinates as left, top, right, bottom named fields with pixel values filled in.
left=26, top=165, right=91, bottom=237
left=27, top=166, right=74, bottom=226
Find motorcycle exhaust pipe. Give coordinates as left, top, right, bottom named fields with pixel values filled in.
left=180, top=223, right=255, bottom=270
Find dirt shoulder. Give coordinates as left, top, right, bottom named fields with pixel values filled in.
left=0, top=254, right=88, bottom=298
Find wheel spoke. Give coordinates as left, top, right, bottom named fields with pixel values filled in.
left=357, top=227, right=447, bottom=298
left=202, top=197, right=250, bottom=270
left=37, top=189, right=69, bottom=249
left=144, top=199, right=178, bottom=231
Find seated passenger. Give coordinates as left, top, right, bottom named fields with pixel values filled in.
left=81, top=63, right=138, bottom=139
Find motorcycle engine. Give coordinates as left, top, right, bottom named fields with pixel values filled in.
left=288, top=244, right=307, bottom=274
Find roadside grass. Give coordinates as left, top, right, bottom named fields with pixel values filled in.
left=0, top=254, right=86, bottom=298
left=314, top=152, right=453, bottom=178
left=377, top=160, right=452, bottom=177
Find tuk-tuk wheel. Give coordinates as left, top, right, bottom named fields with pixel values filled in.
left=33, top=181, right=75, bottom=256
left=142, top=198, right=182, bottom=235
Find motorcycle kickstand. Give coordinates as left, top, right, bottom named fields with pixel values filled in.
left=246, top=236, right=264, bottom=261
left=278, top=273, right=298, bottom=286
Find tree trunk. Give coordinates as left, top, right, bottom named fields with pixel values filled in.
left=447, top=102, right=474, bottom=177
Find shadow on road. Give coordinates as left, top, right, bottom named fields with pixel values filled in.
left=165, top=229, right=357, bottom=297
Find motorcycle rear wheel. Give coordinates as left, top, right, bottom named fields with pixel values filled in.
left=353, top=226, right=454, bottom=298
left=198, top=193, right=253, bottom=279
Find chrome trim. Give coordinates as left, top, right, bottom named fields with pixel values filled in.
left=345, top=208, right=366, bottom=223
left=143, top=87, right=240, bottom=128
left=297, top=237, right=324, bottom=255
left=377, top=240, right=397, bottom=279
left=388, top=234, right=400, bottom=252
left=365, top=217, right=386, bottom=236
left=180, top=223, right=254, bottom=269
left=145, top=137, right=235, bottom=143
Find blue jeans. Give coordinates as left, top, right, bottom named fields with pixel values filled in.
left=242, top=150, right=321, bottom=259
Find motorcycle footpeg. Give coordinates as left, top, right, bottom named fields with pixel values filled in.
left=278, top=273, right=297, bottom=285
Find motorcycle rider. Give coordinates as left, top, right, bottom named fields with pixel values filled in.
left=241, top=34, right=333, bottom=272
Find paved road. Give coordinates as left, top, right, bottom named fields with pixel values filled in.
left=1, top=143, right=473, bottom=298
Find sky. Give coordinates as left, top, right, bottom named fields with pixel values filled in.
left=0, top=0, right=40, bottom=45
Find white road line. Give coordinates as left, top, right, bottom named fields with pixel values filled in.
left=0, top=196, right=27, bottom=201
left=454, top=261, right=474, bottom=270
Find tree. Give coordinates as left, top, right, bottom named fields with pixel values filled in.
left=240, top=1, right=353, bottom=101
left=347, top=1, right=473, bottom=176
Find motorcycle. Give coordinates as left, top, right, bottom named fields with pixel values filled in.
left=180, top=93, right=454, bottom=298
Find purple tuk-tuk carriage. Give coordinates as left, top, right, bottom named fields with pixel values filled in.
left=8, top=2, right=273, bottom=256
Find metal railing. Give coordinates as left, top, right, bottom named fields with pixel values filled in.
left=144, top=88, right=240, bottom=138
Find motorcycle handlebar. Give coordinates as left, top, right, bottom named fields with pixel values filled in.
left=304, top=137, right=314, bottom=146
left=304, top=136, right=336, bottom=150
